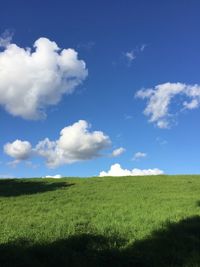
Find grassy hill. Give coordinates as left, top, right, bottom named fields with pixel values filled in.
left=0, top=175, right=200, bottom=267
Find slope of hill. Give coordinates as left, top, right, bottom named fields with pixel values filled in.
left=0, top=175, right=200, bottom=267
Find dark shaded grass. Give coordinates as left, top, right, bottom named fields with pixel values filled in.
left=0, top=179, right=74, bottom=197
left=0, top=216, right=199, bottom=267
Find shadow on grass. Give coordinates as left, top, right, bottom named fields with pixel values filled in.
left=0, top=179, right=74, bottom=197
left=196, top=200, right=200, bottom=207
left=0, top=216, right=199, bottom=267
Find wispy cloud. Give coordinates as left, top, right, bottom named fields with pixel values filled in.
left=124, top=50, right=136, bottom=65
left=77, top=41, right=95, bottom=51
left=140, top=44, right=147, bottom=52
left=132, top=152, right=147, bottom=161
left=123, top=44, right=147, bottom=66
left=124, top=114, right=133, bottom=120
left=156, top=137, right=168, bottom=145
left=0, top=29, right=14, bottom=48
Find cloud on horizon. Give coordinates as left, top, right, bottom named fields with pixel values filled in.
left=44, top=174, right=62, bottom=178
left=0, top=37, right=88, bottom=119
left=99, top=163, right=164, bottom=177
left=136, top=82, right=200, bottom=128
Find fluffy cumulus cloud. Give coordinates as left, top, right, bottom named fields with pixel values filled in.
left=4, top=120, right=111, bottom=168
left=4, top=140, right=32, bottom=162
left=0, top=37, right=88, bottom=119
left=35, top=120, right=111, bottom=168
left=136, top=82, right=200, bottom=128
left=133, top=152, right=147, bottom=160
left=99, top=163, right=164, bottom=177
left=111, top=147, right=126, bottom=157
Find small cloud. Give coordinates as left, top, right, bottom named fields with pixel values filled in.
left=111, top=147, right=126, bottom=157
left=140, top=44, right=147, bottom=52
left=124, top=114, right=133, bottom=120
left=123, top=50, right=136, bottom=67
left=116, top=133, right=122, bottom=139
left=4, top=140, right=32, bottom=164
left=156, top=137, right=168, bottom=145
left=0, top=29, right=14, bottom=48
left=44, top=174, right=62, bottom=178
left=99, top=163, right=164, bottom=177
left=132, top=152, right=147, bottom=161
left=122, top=44, right=146, bottom=66
left=7, top=160, right=21, bottom=168
left=25, top=161, right=39, bottom=169
left=77, top=41, right=95, bottom=51
left=124, top=50, right=136, bottom=63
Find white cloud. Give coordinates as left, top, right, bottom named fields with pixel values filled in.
left=124, top=50, right=135, bottom=64
left=140, top=44, right=147, bottom=52
left=111, top=147, right=126, bottom=157
left=133, top=152, right=147, bottom=160
left=0, top=30, right=13, bottom=48
left=4, top=120, right=111, bottom=168
left=0, top=37, right=88, bottom=119
left=136, top=82, right=200, bottom=128
left=99, top=163, right=164, bottom=177
left=183, top=99, right=199, bottom=109
left=35, top=120, right=111, bottom=168
left=4, top=140, right=32, bottom=162
left=123, top=45, right=146, bottom=66
left=44, top=174, right=62, bottom=178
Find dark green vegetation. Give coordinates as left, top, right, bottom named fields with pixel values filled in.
left=0, top=176, right=200, bottom=267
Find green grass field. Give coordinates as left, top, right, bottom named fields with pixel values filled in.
left=0, top=175, right=200, bottom=267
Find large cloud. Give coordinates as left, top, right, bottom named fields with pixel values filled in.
left=4, top=140, right=32, bottom=161
left=0, top=37, right=88, bottom=119
left=99, top=163, right=164, bottom=177
left=136, top=82, right=200, bottom=128
left=35, top=120, right=111, bottom=168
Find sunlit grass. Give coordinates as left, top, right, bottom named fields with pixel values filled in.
left=0, top=175, right=200, bottom=266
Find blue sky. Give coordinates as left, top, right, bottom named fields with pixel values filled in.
left=0, top=0, right=200, bottom=177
